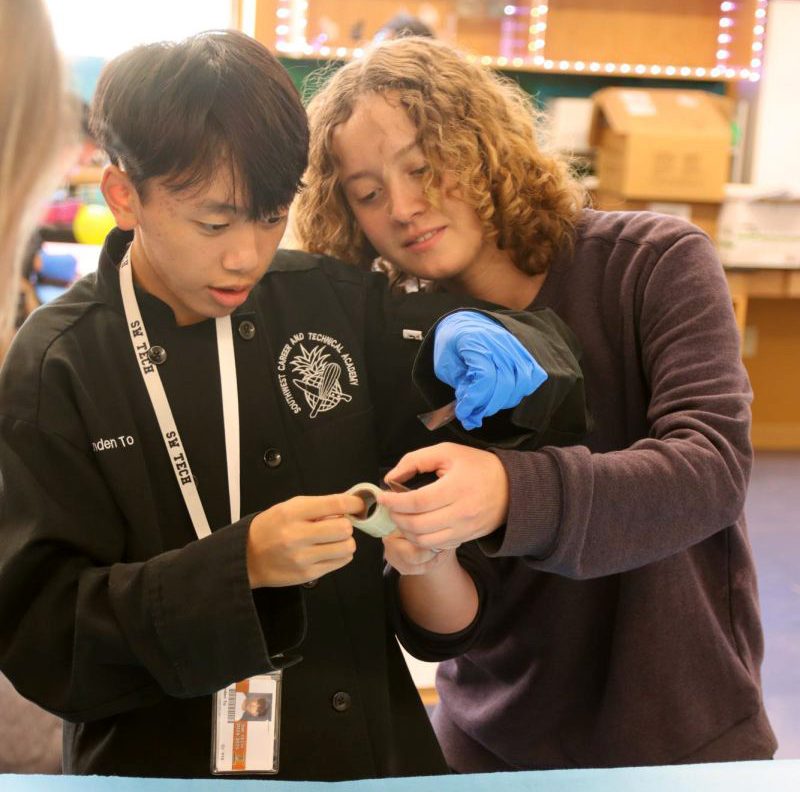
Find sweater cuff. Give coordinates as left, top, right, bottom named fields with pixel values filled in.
left=480, top=449, right=562, bottom=558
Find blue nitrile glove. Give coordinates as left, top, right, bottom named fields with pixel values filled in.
left=433, top=311, right=548, bottom=431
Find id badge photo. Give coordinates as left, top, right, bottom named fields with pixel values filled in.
left=212, top=672, right=282, bottom=775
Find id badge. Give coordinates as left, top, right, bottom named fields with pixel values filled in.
left=212, top=672, right=282, bottom=775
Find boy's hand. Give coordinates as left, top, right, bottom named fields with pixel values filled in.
left=382, top=532, right=454, bottom=576
left=385, top=531, right=479, bottom=634
left=379, top=443, right=509, bottom=549
left=246, top=493, right=364, bottom=588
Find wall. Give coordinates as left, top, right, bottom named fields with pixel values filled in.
left=751, top=0, right=800, bottom=187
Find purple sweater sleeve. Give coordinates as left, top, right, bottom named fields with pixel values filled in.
left=488, top=231, right=752, bottom=578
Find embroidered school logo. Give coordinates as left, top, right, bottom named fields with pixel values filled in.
left=277, top=332, right=359, bottom=417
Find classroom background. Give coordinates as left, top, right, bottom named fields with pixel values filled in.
left=2, top=0, right=798, bottom=779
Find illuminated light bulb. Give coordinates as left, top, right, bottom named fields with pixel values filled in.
left=498, top=56, right=508, bottom=66
left=277, top=8, right=290, bottom=18
left=481, top=55, right=493, bottom=65
left=534, top=39, right=545, bottom=49
left=739, top=68, right=751, bottom=78
left=276, top=25, right=289, bottom=35
left=543, top=59, right=554, bottom=69
left=336, top=47, right=347, bottom=57
left=589, top=61, right=600, bottom=71
left=559, top=60, right=569, bottom=69
left=716, top=49, right=730, bottom=60
left=605, top=63, right=616, bottom=72
left=533, top=55, right=545, bottom=64
left=528, top=42, right=537, bottom=52
left=574, top=60, right=585, bottom=70
left=353, top=48, right=364, bottom=58
left=725, top=68, right=736, bottom=78
left=755, top=8, right=766, bottom=19
left=749, top=72, right=760, bottom=82
left=319, top=45, right=330, bottom=55
left=680, top=66, right=691, bottom=76
left=695, top=67, right=707, bottom=76
left=718, top=33, right=732, bottom=44
left=538, top=22, right=547, bottom=31
left=752, top=42, right=763, bottom=52
left=719, top=17, right=733, bottom=28
left=751, top=58, right=762, bottom=68
left=513, top=57, right=523, bottom=67
left=619, top=63, right=631, bottom=73
left=665, top=65, right=676, bottom=75
left=720, top=1, right=734, bottom=11
left=753, top=25, right=765, bottom=35
left=504, top=5, right=516, bottom=15
left=635, top=64, right=646, bottom=74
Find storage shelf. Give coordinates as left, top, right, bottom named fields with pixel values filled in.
left=255, top=0, right=769, bottom=82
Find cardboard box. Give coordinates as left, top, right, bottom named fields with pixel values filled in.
left=717, top=184, right=800, bottom=268
left=594, top=191, right=720, bottom=241
left=589, top=88, right=732, bottom=203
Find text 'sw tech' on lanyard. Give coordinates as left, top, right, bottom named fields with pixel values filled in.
left=118, top=249, right=240, bottom=538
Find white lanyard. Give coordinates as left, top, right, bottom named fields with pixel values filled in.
left=118, top=249, right=241, bottom=539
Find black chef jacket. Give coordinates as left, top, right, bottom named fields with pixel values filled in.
left=0, top=229, right=585, bottom=779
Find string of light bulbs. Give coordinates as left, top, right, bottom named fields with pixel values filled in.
left=273, top=0, right=769, bottom=82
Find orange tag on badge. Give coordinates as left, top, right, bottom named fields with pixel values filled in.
left=212, top=673, right=282, bottom=775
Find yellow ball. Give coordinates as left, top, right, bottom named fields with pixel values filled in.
left=72, top=204, right=116, bottom=245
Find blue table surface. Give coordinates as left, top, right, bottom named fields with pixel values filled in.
left=1, top=761, right=798, bottom=792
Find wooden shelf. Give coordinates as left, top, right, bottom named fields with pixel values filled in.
left=245, top=0, right=767, bottom=82
left=724, top=268, right=800, bottom=451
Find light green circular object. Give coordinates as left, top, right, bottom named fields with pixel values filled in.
left=346, top=482, right=397, bottom=538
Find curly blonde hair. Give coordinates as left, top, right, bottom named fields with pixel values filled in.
left=295, top=37, right=586, bottom=278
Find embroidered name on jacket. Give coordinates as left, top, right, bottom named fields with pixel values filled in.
left=277, top=332, right=359, bottom=417
left=91, top=435, right=136, bottom=452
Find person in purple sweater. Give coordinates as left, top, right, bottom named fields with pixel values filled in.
left=294, top=37, right=777, bottom=770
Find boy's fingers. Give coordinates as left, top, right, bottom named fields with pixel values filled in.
left=301, top=516, right=355, bottom=545
left=289, top=493, right=365, bottom=519
left=379, top=479, right=452, bottom=515
left=306, top=535, right=357, bottom=565
left=384, top=444, right=449, bottom=484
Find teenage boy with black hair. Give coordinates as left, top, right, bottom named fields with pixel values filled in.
left=0, top=31, right=585, bottom=780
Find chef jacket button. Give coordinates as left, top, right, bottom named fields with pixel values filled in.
left=331, top=691, right=351, bottom=712
left=147, top=345, right=167, bottom=365
left=302, top=579, right=318, bottom=589
left=263, top=448, right=282, bottom=468
left=238, top=320, right=256, bottom=340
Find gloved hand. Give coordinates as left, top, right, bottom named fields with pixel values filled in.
left=433, top=310, right=548, bottom=430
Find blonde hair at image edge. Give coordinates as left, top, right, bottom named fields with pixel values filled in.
left=295, top=36, right=586, bottom=278
left=0, top=0, right=71, bottom=346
